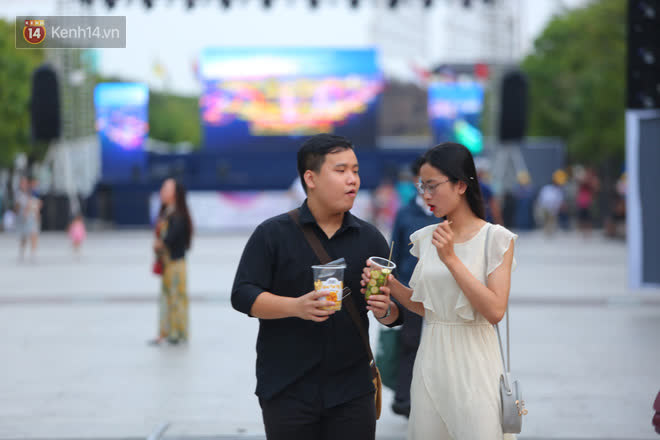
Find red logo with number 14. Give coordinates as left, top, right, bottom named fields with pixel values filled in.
left=23, top=20, right=46, bottom=45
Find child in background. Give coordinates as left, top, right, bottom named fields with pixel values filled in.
left=68, top=214, right=87, bottom=254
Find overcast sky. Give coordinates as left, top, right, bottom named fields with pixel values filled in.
left=2, top=0, right=590, bottom=95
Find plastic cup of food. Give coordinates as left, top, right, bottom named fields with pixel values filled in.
left=312, top=263, right=346, bottom=311
left=366, top=257, right=396, bottom=300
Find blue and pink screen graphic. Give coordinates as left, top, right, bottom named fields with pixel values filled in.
left=428, top=82, right=484, bottom=154
left=199, top=48, right=383, bottom=150
left=94, top=83, right=149, bottom=182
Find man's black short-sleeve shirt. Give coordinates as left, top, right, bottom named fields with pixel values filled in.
left=231, top=201, right=403, bottom=407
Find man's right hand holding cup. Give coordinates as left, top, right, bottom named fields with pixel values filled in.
left=294, top=290, right=337, bottom=322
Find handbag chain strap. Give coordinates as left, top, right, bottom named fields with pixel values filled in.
left=288, top=209, right=377, bottom=375
left=485, top=224, right=513, bottom=393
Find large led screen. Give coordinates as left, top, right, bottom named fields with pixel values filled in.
left=428, top=82, right=484, bottom=155
left=94, top=82, right=149, bottom=182
left=199, top=48, right=383, bottom=150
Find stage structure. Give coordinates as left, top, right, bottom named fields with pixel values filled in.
left=626, top=0, right=660, bottom=289
left=626, top=110, right=660, bottom=289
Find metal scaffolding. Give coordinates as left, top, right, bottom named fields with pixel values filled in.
left=43, top=0, right=99, bottom=215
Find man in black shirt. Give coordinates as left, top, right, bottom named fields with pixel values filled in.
left=231, top=134, right=403, bottom=440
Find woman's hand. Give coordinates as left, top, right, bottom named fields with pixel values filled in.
left=367, top=291, right=390, bottom=318
left=153, top=239, right=164, bottom=252
left=432, top=221, right=457, bottom=265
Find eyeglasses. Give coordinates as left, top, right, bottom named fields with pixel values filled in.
left=416, top=179, right=450, bottom=195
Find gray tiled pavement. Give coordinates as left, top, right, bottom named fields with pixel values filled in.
left=1, top=229, right=659, bottom=439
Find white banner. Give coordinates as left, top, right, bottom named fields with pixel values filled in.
left=150, top=190, right=373, bottom=232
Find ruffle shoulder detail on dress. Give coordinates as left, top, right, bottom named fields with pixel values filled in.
left=454, top=224, right=518, bottom=321
left=408, top=224, right=438, bottom=312
left=487, top=224, right=518, bottom=277
left=408, top=223, right=437, bottom=259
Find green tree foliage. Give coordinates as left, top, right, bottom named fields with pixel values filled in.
left=522, top=0, right=626, bottom=165
left=0, top=19, right=45, bottom=167
left=148, top=90, right=201, bottom=148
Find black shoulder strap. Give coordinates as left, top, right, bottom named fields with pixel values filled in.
left=288, top=209, right=377, bottom=370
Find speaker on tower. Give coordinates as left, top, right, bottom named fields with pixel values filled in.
left=498, top=69, right=528, bottom=143
left=30, top=64, right=61, bottom=141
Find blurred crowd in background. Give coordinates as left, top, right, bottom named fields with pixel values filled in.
left=369, top=160, right=627, bottom=240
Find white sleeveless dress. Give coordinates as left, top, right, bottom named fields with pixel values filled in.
left=407, top=222, right=518, bottom=440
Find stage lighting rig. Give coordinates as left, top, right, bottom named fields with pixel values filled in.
left=80, top=0, right=496, bottom=10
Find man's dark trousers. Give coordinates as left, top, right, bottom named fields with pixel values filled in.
left=259, top=369, right=376, bottom=440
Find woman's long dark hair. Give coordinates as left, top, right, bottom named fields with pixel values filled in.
left=421, top=142, right=486, bottom=220
left=159, top=179, right=193, bottom=249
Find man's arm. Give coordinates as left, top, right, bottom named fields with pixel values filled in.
left=249, top=292, right=297, bottom=319
left=250, top=290, right=336, bottom=322
left=231, top=224, right=275, bottom=316
left=231, top=224, right=336, bottom=322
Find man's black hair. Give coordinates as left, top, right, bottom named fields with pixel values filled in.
left=297, top=134, right=354, bottom=194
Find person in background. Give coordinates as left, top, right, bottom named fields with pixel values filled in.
left=68, top=214, right=87, bottom=255
left=394, top=166, right=418, bottom=207
left=15, top=175, right=42, bottom=261
left=372, top=176, right=400, bottom=235
left=559, top=167, right=577, bottom=231
left=475, top=159, right=503, bottom=225
left=3, top=207, right=15, bottom=232
left=150, top=178, right=194, bottom=346
left=576, top=167, right=599, bottom=238
left=513, top=171, right=536, bottom=231
left=605, top=172, right=626, bottom=239
left=389, top=157, right=437, bottom=418
left=653, top=390, right=660, bottom=434
left=535, top=170, right=566, bottom=237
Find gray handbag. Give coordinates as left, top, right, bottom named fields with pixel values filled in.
left=485, top=225, right=528, bottom=434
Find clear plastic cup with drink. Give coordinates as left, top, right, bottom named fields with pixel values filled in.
left=312, top=261, right=346, bottom=311
left=365, top=256, right=396, bottom=300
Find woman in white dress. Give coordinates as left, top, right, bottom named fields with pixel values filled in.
left=362, top=142, right=518, bottom=439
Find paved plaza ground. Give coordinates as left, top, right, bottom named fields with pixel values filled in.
left=1, top=228, right=659, bottom=439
